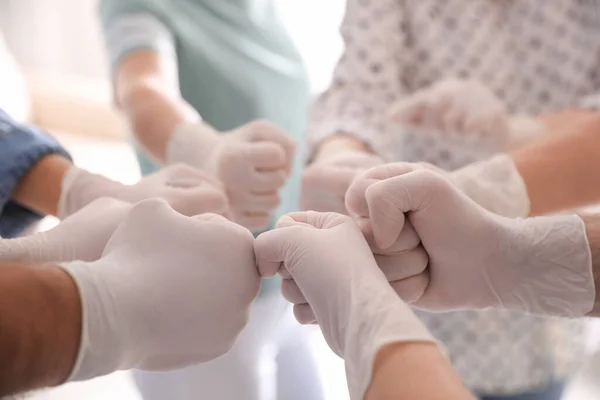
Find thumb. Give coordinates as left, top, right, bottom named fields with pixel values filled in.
left=346, top=163, right=423, bottom=249
left=254, top=224, right=304, bottom=278
left=346, top=163, right=421, bottom=218
left=366, top=170, right=446, bottom=249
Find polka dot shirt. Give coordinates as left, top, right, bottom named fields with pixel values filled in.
left=308, top=0, right=600, bottom=394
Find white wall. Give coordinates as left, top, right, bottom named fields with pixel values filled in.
left=0, top=0, right=346, bottom=92
left=0, top=0, right=109, bottom=78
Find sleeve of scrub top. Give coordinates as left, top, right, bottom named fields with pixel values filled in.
left=306, top=0, right=408, bottom=160
left=0, top=109, right=72, bottom=238
left=100, top=12, right=176, bottom=72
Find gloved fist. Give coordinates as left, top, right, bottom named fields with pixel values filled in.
left=389, top=79, right=510, bottom=150
left=378, top=157, right=530, bottom=218
left=301, top=151, right=383, bottom=213
left=168, top=120, right=296, bottom=230
left=345, top=188, right=430, bottom=304
left=255, top=211, right=435, bottom=399
left=58, top=163, right=230, bottom=220
left=62, top=199, right=260, bottom=381
left=0, top=198, right=131, bottom=263
left=346, top=163, right=594, bottom=317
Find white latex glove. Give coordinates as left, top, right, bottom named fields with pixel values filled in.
left=389, top=79, right=546, bottom=150
left=0, top=198, right=130, bottom=263
left=255, top=211, right=435, bottom=399
left=395, top=155, right=531, bottom=218
left=58, top=163, right=229, bottom=220
left=451, top=154, right=530, bottom=218
left=355, top=218, right=430, bottom=305
left=62, top=199, right=259, bottom=381
left=301, top=151, right=383, bottom=213
left=346, top=163, right=594, bottom=317
left=167, top=120, right=296, bottom=230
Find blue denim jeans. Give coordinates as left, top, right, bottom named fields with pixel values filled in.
left=479, top=381, right=565, bottom=400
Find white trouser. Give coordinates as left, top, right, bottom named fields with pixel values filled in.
left=133, top=290, right=324, bottom=400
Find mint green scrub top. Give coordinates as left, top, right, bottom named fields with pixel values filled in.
left=99, top=0, right=310, bottom=294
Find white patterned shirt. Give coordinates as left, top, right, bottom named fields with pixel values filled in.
left=308, top=0, right=600, bottom=394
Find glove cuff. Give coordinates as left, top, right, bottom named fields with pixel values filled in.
left=344, top=292, right=437, bottom=399
left=451, top=154, right=530, bottom=218
left=166, top=122, right=221, bottom=170
left=59, top=260, right=125, bottom=382
left=57, top=167, right=122, bottom=220
left=57, top=166, right=83, bottom=219
left=507, top=115, right=547, bottom=149
left=508, top=214, right=595, bottom=317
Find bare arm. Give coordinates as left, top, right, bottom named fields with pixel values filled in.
left=115, top=50, right=200, bottom=164
left=511, top=112, right=600, bottom=216
left=366, top=342, right=474, bottom=400
left=11, top=154, right=72, bottom=217
left=312, top=134, right=373, bottom=161
left=536, top=108, right=600, bottom=135
left=0, top=262, right=81, bottom=397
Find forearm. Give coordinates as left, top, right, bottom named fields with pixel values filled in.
left=366, top=342, right=474, bottom=400
left=11, top=154, right=72, bottom=217
left=535, top=108, right=599, bottom=135
left=312, top=134, right=374, bottom=162
left=116, top=52, right=200, bottom=164
left=510, top=113, right=600, bottom=215
left=119, top=80, right=199, bottom=163
left=0, top=262, right=81, bottom=397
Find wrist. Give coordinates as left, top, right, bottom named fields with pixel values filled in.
left=507, top=116, right=547, bottom=149
left=166, top=122, right=221, bottom=170
left=313, top=134, right=372, bottom=164
left=122, top=83, right=201, bottom=163
left=451, top=154, right=530, bottom=218
left=59, top=260, right=126, bottom=381
left=12, top=154, right=73, bottom=217
left=345, top=293, right=435, bottom=399
left=504, top=214, right=594, bottom=316
left=57, top=167, right=123, bottom=219
left=37, top=266, right=83, bottom=384
left=0, top=233, right=48, bottom=262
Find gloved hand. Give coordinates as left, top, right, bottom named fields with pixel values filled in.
left=0, top=198, right=130, bottom=263
left=450, top=154, right=530, bottom=218
left=389, top=79, right=509, bottom=149
left=389, top=156, right=531, bottom=218
left=62, top=199, right=260, bottom=381
left=255, top=211, right=435, bottom=399
left=167, top=120, right=296, bottom=230
left=389, top=78, right=546, bottom=150
left=346, top=163, right=594, bottom=317
left=301, top=150, right=383, bottom=213
left=58, top=163, right=229, bottom=220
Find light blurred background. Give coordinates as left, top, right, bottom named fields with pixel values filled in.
left=1, top=1, right=600, bottom=399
